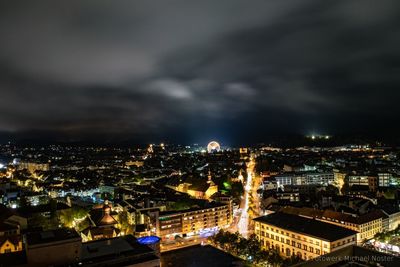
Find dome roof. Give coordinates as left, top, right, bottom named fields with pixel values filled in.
left=103, top=204, right=111, bottom=215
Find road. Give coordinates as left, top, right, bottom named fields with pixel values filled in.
left=237, top=154, right=261, bottom=238
left=162, top=154, right=262, bottom=251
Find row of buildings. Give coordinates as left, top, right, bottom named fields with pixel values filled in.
left=115, top=198, right=233, bottom=240
left=254, top=205, right=400, bottom=261
left=254, top=212, right=400, bottom=267
left=270, top=171, right=396, bottom=190
left=0, top=228, right=160, bottom=267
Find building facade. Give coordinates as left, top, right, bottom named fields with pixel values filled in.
left=0, top=222, right=22, bottom=254
left=26, top=229, right=82, bottom=266
left=254, top=213, right=357, bottom=261
left=157, top=203, right=232, bottom=239
left=280, top=206, right=385, bottom=243
left=378, top=173, right=392, bottom=187
left=274, top=172, right=334, bottom=187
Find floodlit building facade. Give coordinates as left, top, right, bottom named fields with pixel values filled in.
left=279, top=206, right=385, bottom=244
left=254, top=213, right=357, bottom=261
left=157, top=203, right=232, bottom=239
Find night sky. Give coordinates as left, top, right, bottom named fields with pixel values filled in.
left=0, top=0, right=399, bottom=145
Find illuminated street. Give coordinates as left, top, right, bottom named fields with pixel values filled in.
left=238, top=154, right=260, bottom=238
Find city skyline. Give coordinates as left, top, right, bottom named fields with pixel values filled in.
left=2, top=2, right=400, bottom=265
left=1, top=0, right=400, bottom=144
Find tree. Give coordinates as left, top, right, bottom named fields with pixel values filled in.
left=254, top=249, right=269, bottom=264
left=230, top=182, right=244, bottom=201
left=236, top=236, right=248, bottom=257
left=325, top=184, right=339, bottom=195
left=19, top=196, right=29, bottom=209
left=225, top=231, right=240, bottom=253
left=245, top=234, right=261, bottom=258
left=60, top=209, right=74, bottom=228
left=212, top=229, right=228, bottom=249
left=209, top=230, right=288, bottom=266
left=60, top=206, right=89, bottom=229
left=29, top=213, right=59, bottom=230
left=73, top=206, right=89, bottom=220
left=49, top=199, right=58, bottom=218
left=76, top=218, right=90, bottom=232
left=229, top=232, right=241, bottom=254
left=169, top=200, right=192, bottom=211
left=281, top=255, right=303, bottom=266
left=341, top=177, right=350, bottom=194
left=117, top=210, right=133, bottom=234
left=268, top=250, right=284, bottom=267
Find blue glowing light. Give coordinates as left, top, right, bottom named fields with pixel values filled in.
left=137, top=236, right=161, bottom=245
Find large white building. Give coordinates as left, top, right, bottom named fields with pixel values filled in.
left=254, top=213, right=357, bottom=261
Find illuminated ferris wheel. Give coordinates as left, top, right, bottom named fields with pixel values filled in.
left=207, top=141, right=221, bottom=153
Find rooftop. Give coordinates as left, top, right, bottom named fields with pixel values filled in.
left=81, top=235, right=156, bottom=263
left=280, top=206, right=387, bottom=225
left=0, top=221, right=18, bottom=232
left=26, top=228, right=81, bottom=247
left=161, top=245, right=243, bottom=267
left=159, top=202, right=227, bottom=217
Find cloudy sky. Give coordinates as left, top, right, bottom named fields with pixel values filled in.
left=0, top=0, right=399, bottom=144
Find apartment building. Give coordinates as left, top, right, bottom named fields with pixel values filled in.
left=157, top=203, right=232, bottom=239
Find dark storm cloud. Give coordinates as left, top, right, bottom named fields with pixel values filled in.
left=0, top=0, right=399, bottom=143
